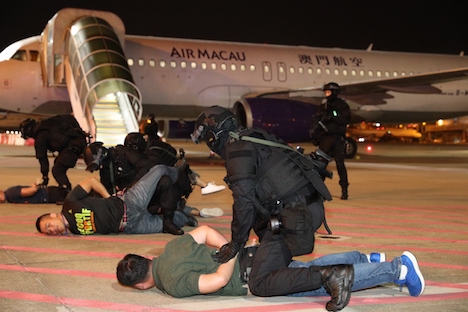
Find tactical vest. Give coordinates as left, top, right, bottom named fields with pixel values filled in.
left=226, top=129, right=327, bottom=218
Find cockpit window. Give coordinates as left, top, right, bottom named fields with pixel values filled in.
left=11, top=50, right=27, bottom=61
left=30, top=50, right=40, bottom=62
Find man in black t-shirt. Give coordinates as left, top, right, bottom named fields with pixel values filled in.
left=35, top=165, right=188, bottom=235
left=0, top=185, right=68, bottom=204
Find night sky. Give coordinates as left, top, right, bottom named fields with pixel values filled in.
left=1, top=1, right=467, bottom=56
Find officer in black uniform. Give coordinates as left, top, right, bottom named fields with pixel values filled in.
left=20, top=115, right=87, bottom=191
left=310, top=82, right=351, bottom=200
left=83, top=134, right=192, bottom=236
left=191, top=106, right=332, bottom=259
left=190, top=106, right=353, bottom=308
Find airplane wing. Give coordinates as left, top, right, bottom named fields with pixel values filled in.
left=258, top=67, right=468, bottom=106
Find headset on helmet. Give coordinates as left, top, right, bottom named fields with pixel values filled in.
left=124, top=132, right=146, bottom=153
left=191, top=106, right=238, bottom=151
left=83, top=142, right=108, bottom=172
left=19, top=118, right=37, bottom=139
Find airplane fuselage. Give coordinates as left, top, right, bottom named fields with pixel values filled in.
left=1, top=20, right=468, bottom=142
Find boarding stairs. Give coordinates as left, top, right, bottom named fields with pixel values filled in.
left=41, top=9, right=142, bottom=146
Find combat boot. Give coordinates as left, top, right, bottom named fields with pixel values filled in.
left=320, top=264, right=354, bottom=312
left=163, top=217, right=184, bottom=235
left=340, top=186, right=348, bottom=200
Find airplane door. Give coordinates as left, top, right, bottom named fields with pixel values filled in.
left=277, top=62, right=287, bottom=82
left=262, top=61, right=272, bottom=81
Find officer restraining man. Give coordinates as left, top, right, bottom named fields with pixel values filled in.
left=309, top=82, right=351, bottom=200
left=20, top=115, right=88, bottom=191
left=191, top=106, right=354, bottom=310
left=84, top=132, right=201, bottom=235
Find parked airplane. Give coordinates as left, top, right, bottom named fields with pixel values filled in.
left=1, top=8, right=468, bottom=155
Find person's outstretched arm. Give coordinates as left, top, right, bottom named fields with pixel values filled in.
left=78, top=177, right=111, bottom=198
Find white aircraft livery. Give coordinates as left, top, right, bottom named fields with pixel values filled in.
left=0, top=8, right=468, bottom=147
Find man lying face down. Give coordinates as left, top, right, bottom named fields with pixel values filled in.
left=116, top=225, right=425, bottom=312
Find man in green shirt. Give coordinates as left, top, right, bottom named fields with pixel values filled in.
left=117, top=225, right=355, bottom=311
left=117, top=225, right=424, bottom=312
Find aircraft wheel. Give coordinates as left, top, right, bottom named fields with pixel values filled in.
left=345, top=138, right=357, bottom=159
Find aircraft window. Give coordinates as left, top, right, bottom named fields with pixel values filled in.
left=351, top=69, right=356, bottom=76
left=160, top=60, right=166, bottom=68
left=409, top=71, right=414, bottom=75
left=127, top=58, right=134, bottom=66
left=376, top=70, right=381, bottom=77
left=191, top=62, right=197, bottom=69
left=290, top=67, right=295, bottom=74
left=342, top=69, right=348, bottom=76
left=250, top=64, right=256, bottom=71
left=368, top=70, right=374, bottom=77
left=30, top=50, right=40, bottom=62
left=211, top=63, right=217, bottom=70
left=385, top=71, right=390, bottom=77
left=221, top=63, right=227, bottom=70
left=298, top=67, right=304, bottom=74
left=149, top=59, right=155, bottom=67
left=393, top=71, right=398, bottom=77
left=138, top=59, right=144, bottom=66
left=359, top=70, right=365, bottom=76
left=307, top=68, right=313, bottom=74
left=334, top=69, right=339, bottom=75
left=201, top=62, right=207, bottom=70
left=11, top=50, right=27, bottom=61
left=325, top=68, right=331, bottom=75
left=316, top=68, right=322, bottom=75
left=170, top=61, right=177, bottom=68
left=401, top=72, right=406, bottom=76
left=240, top=64, right=246, bottom=71
left=263, top=64, right=270, bottom=73
left=231, top=64, right=236, bottom=71
left=181, top=61, right=187, bottom=68
left=279, top=66, right=285, bottom=74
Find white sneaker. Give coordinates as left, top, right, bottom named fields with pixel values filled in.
left=201, top=182, right=226, bottom=195
left=199, top=208, right=224, bottom=218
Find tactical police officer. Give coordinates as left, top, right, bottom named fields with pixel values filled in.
left=191, top=106, right=333, bottom=264
left=310, top=82, right=351, bottom=200
left=20, top=115, right=87, bottom=191
left=83, top=134, right=190, bottom=236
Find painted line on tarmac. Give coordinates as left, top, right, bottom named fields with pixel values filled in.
left=346, top=162, right=468, bottom=172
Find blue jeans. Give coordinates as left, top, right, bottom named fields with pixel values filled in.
left=288, top=251, right=401, bottom=296
left=121, top=165, right=187, bottom=234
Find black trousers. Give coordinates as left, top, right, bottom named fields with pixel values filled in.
left=319, top=134, right=349, bottom=188
left=146, top=175, right=180, bottom=217
left=248, top=230, right=323, bottom=296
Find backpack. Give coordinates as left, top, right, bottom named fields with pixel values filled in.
left=35, top=115, right=86, bottom=139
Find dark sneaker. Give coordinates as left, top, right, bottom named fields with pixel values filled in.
left=185, top=215, right=198, bottom=227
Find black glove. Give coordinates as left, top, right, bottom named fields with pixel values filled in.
left=212, top=241, right=241, bottom=263
left=37, top=177, right=49, bottom=188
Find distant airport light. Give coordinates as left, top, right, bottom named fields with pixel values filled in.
left=366, top=145, right=372, bottom=152
left=437, top=119, right=444, bottom=126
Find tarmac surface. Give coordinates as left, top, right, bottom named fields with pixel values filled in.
left=0, top=141, right=467, bottom=312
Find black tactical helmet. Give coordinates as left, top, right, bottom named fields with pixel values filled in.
left=124, top=132, right=146, bottom=153
left=322, top=82, right=340, bottom=98
left=19, top=118, right=37, bottom=139
left=191, top=106, right=238, bottom=154
left=83, top=142, right=108, bottom=172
